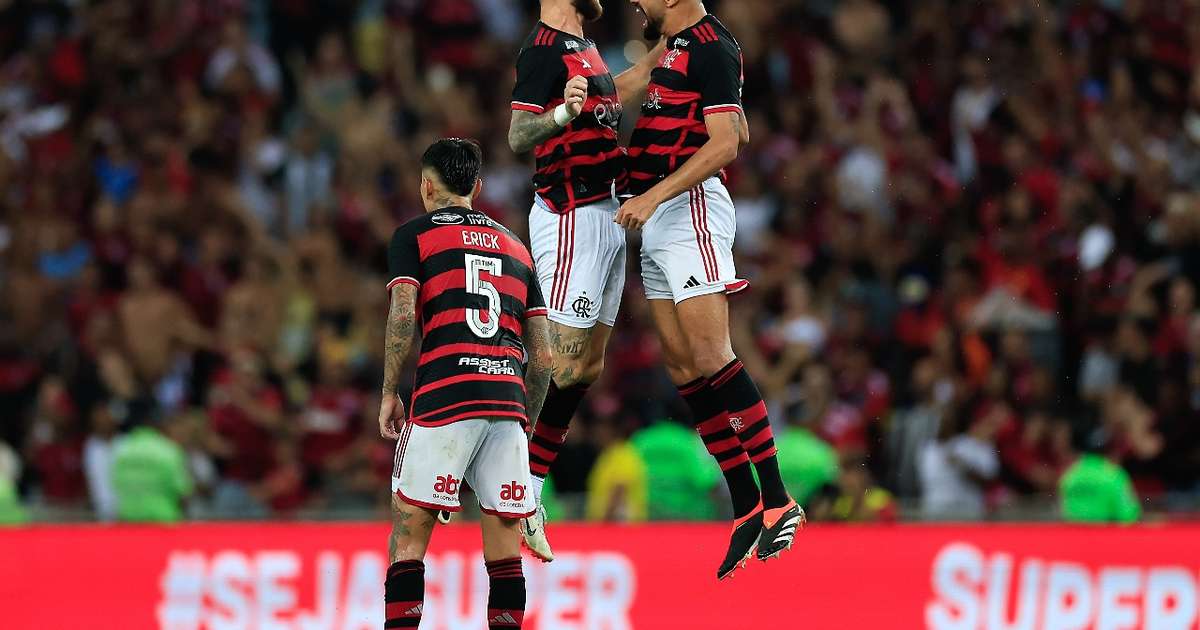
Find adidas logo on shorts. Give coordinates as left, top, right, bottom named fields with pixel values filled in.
left=684, top=276, right=702, bottom=289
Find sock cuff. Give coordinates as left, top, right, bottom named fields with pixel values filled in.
left=677, top=377, right=706, bottom=396
left=485, top=557, right=524, bottom=578
left=709, top=359, right=744, bottom=388
left=531, top=422, right=570, bottom=440
left=387, top=560, right=424, bottom=577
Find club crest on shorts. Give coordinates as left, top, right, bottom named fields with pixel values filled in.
left=571, top=293, right=593, bottom=318
left=431, top=212, right=464, bottom=225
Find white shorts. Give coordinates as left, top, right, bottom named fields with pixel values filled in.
left=528, top=193, right=626, bottom=328
left=640, top=177, right=749, bottom=303
left=391, top=419, right=535, bottom=518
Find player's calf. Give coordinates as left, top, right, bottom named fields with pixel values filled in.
left=529, top=321, right=607, bottom=497
left=483, top=515, right=526, bottom=628
left=385, top=498, right=437, bottom=628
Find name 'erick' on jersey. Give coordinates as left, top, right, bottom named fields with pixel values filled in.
left=627, top=15, right=744, bottom=196
left=511, top=22, right=626, bottom=213
left=386, top=207, right=546, bottom=428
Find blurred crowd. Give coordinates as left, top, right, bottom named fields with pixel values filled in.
left=2, top=0, right=1199, bottom=524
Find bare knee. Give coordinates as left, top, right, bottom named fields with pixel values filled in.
left=690, top=335, right=735, bottom=377
left=552, top=352, right=599, bottom=387
left=661, top=350, right=701, bottom=385
left=691, top=340, right=734, bottom=376
left=389, top=500, right=436, bottom=564
left=550, top=324, right=605, bottom=386
left=481, top=516, right=522, bottom=562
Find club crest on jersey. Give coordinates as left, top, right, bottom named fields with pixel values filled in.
left=644, top=87, right=662, bottom=110
left=661, top=49, right=683, bottom=69
left=432, top=212, right=464, bottom=225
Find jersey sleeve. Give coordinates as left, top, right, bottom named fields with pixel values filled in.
left=525, top=267, right=547, bottom=318
left=511, top=44, right=563, bottom=114
left=386, top=223, right=422, bottom=290
left=695, top=39, right=744, bottom=116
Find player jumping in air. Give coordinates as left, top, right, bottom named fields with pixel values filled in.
left=378, top=139, right=553, bottom=629
left=508, top=0, right=661, bottom=561
left=616, top=0, right=804, bottom=579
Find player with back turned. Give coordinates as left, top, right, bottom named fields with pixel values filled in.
left=616, top=0, right=804, bottom=580
left=507, top=0, right=661, bottom=561
left=377, top=139, right=553, bottom=629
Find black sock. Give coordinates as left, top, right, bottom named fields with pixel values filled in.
left=529, top=382, right=588, bottom=480
left=485, top=557, right=525, bottom=628
left=710, top=359, right=791, bottom=508
left=384, top=560, right=424, bottom=628
left=678, top=378, right=761, bottom=517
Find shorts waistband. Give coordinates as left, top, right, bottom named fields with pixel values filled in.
left=534, top=181, right=619, bottom=214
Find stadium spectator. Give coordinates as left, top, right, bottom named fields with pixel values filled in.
left=631, top=420, right=721, bottom=521
left=1, top=0, right=1198, bottom=524
left=111, top=414, right=193, bottom=523
left=918, top=403, right=1005, bottom=520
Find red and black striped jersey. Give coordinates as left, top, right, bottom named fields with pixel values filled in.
left=627, top=15, right=744, bottom=195
left=387, top=207, right=547, bottom=428
left=511, top=22, right=626, bottom=213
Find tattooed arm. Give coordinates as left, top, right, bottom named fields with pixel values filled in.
left=522, top=314, right=554, bottom=427
left=378, top=283, right=418, bottom=439
left=508, top=110, right=563, bottom=154
left=508, top=75, right=588, bottom=154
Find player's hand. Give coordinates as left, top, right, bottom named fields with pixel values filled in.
left=378, top=393, right=405, bottom=440
left=564, top=75, right=588, bottom=118
left=615, top=193, right=658, bottom=231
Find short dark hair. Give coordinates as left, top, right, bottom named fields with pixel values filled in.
left=421, top=138, right=482, bottom=196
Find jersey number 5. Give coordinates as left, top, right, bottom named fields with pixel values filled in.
left=465, top=254, right=502, bottom=338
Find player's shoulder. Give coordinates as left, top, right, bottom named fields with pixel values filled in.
left=520, top=22, right=568, bottom=54
left=683, top=15, right=740, bottom=52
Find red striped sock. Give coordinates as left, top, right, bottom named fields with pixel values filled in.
left=485, top=557, right=525, bottom=628
left=710, top=359, right=790, bottom=508
left=528, top=382, right=587, bottom=480
left=678, top=378, right=760, bottom=517
left=385, top=560, right=424, bottom=628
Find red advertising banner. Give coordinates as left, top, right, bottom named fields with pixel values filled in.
left=3, top=522, right=1200, bottom=630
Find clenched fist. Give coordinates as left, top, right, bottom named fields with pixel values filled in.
left=563, top=75, right=588, bottom=119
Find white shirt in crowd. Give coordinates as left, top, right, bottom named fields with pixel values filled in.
left=918, top=434, right=999, bottom=520
left=83, top=435, right=117, bottom=522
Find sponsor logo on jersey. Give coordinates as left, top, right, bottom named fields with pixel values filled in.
left=565, top=40, right=580, bottom=50
left=458, top=357, right=517, bottom=376
left=432, top=212, right=464, bottom=225
left=466, top=214, right=498, bottom=227
left=592, top=96, right=623, bottom=129
left=434, top=474, right=460, bottom=496
left=500, top=481, right=527, bottom=502
left=674, top=37, right=689, bottom=47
